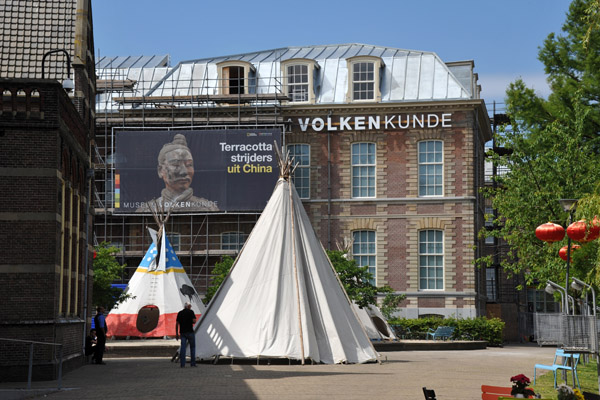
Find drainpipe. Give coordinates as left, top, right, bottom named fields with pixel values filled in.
left=327, top=110, right=332, bottom=250
left=81, top=167, right=93, bottom=354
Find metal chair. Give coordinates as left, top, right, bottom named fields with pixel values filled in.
left=422, top=387, right=437, bottom=400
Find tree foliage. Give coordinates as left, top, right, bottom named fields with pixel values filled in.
left=481, top=0, right=600, bottom=289
left=203, top=255, right=234, bottom=305
left=93, top=242, right=128, bottom=310
left=327, top=250, right=378, bottom=308
left=327, top=250, right=405, bottom=312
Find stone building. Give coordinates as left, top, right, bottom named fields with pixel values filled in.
left=95, top=44, right=491, bottom=319
left=0, top=0, right=96, bottom=380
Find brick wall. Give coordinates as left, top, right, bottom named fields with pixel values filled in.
left=0, top=80, right=93, bottom=381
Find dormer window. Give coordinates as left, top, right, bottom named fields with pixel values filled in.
left=346, top=56, right=383, bottom=102
left=281, top=59, right=318, bottom=104
left=217, top=61, right=255, bottom=95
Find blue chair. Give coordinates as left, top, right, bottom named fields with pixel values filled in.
left=533, top=349, right=580, bottom=389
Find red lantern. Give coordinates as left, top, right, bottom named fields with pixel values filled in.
left=559, top=244, right=581, bottom=261
left=93, top=251, right=97, bottom=259
left=567, top=220, right=594, bottom=242
left=535, top=222, right=565, bottom=242
left=587, top=216, right=600, bottom=241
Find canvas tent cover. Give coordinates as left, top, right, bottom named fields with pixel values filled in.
left=352, top=303, right=397, bottom=341
left=106, top=229, right=205, bottom=337
left=194, top=178, right=378, bottom=364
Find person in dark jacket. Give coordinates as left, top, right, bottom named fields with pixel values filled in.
left=175, top=302, right=197, bottom=368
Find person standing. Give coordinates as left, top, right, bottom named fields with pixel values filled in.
left=94, top=306, right=108, bottom=365
left=176, top=302, right=197, bottom=368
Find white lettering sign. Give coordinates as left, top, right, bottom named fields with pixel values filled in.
left=297, top=113, right=453, bottom=132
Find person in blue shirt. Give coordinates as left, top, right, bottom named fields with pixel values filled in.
left=93, top=306, right=108, bottom=365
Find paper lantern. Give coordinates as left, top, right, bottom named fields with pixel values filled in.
left=567, top=220, right=596, bottom=242
left=559, top=244, right=581, bottom=261
left=535, top=222, right=565, bottom=242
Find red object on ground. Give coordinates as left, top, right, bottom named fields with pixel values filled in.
left=558, top=244, right=581, bottom=261
left=535, top=222, right=565, bottom=242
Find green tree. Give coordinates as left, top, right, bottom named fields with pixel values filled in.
left=378, top=285, right=406, bottom=320
left=93, top=242, right=128, bottom=310
left=203, top=255, right=234, bottom=305
left=481, top=0, right=600, bottom=286
left=327, top=250, right=377, bottom=308
left=482, top=99, right=600, bottom=285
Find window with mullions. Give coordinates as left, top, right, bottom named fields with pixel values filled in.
left=352, top=62, right=375, bottom=101
left=287, top=144, right=310, bottom=198
left=419, top=230, right=444, bottom=290
left=287, top=64, right=309, bottom=102
left=352, top=142, right=376, bottom=198
left=221, top=232, right=247, bottom=251
left=353, top=230, right=376, bottom=285
left=486, top=267, right=497, bottom=301
left=418, top=140, right=443, bottom=196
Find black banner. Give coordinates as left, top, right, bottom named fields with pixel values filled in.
left=114, top=129, right=281, bottom=213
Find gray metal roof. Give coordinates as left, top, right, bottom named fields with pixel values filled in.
left=96, top=44, right=477, bottom=112
left=96, top=55, right=170, bottom=69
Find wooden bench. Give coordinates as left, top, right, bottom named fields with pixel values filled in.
left=426, top=326, right=455, bottom=340
left=481, top=385, right=538, bottom=399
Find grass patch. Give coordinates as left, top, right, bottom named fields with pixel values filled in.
left=532, top=356, right=599, bottom=398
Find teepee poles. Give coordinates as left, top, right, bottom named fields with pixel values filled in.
left=275, top=143, right=305, bottom=364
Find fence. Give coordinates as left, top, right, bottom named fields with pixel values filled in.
left=534, top=313, right=598, bottom=353
left=0, top=338, right=63, bottom=390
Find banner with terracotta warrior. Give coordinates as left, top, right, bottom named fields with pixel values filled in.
left=114, top=129, right=281, bottom=213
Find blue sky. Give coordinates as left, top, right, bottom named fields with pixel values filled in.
left=92, top=0, right=572, bottom=109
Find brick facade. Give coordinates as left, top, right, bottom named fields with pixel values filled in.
left=0, top=80, right=93, bottom=381
left=283, top=106, right=488, bottom=318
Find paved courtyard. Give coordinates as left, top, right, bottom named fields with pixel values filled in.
left=0, top=344, right=557, bottom=400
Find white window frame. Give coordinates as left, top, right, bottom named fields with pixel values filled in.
left=217, top=61, right=255, bottom=95
left=418, top=140, right=444, bottom=197
left=286, top=144, right=310, bottom=199
left=346, top=56, right=383, bottom=103
left=281, top=59, right=318, bottom=104
left=352, top=230, right=377, bottom=286
left=221, top=231, right=247, bottom=251
left=351, top=142, right=376, bottom=198
left=418, top=230, right=444, bottom=291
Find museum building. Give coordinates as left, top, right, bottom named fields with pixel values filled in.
left=94, top=44, right=492, bottom=319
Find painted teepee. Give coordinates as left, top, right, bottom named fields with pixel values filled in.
left=106, top=202, right=205, bottom=337
left=193, top=148, right=378, bottom=364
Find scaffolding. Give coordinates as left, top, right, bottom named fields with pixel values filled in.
left=94, top=58, right=287, bottom=296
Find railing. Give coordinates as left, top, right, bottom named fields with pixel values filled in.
left=534, top=313, right=598, bottom=353
left=0, top=338, right=63, bottom=390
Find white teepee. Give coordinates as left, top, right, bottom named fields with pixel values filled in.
left=106, top=228, right=205, bottom=338
left=193, top=155, right=378, bottom=364
left=352, top=302, right=397, bottom=341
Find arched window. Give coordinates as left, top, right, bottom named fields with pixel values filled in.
left=281, top=59, right=319, bottom=104
left=217, top=61, right=255, bottom=95
left=346, top=56, right=384, bottom=102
